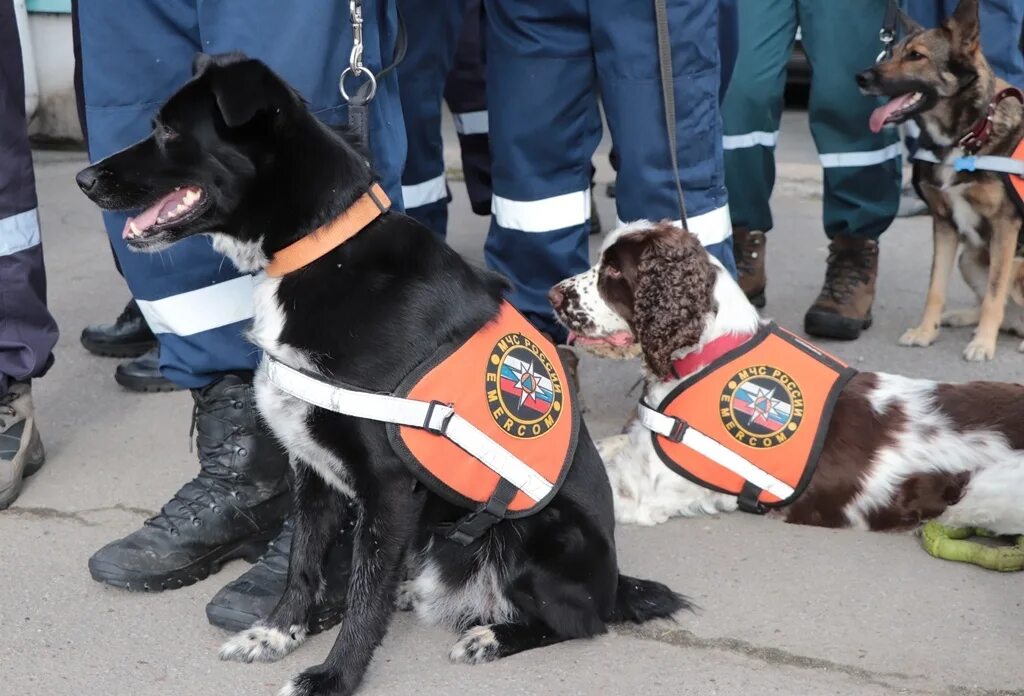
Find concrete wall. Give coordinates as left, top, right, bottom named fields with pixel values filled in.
left=24, top=12, right=82, bottom=144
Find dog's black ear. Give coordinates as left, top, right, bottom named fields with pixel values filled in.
left=949, top=0, right=980, bottom=52
left=632, top=224, right=717, bottom=378
left=192, top=53, right=213, bottom=76
left=207, top=59, right=276, bottom=128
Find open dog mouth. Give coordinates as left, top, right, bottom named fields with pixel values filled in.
left=869, top=92, right=926, bottom=132
left=122, top=186, right=207, bottom=242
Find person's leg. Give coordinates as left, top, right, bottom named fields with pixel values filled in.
left=396, top=0, right=465, bottom=237
left=0, top=0, right=57, bottom=508
left=719, top=0, right=740, bottom=97
left=799, top=0, right=901, bottom=340
left=594, top=0, right=735, bottom=273
left=484, top=0, right=599, bottom=340
left=719, top=0, right=796, bottom=306
left=445, top=0, right=492, bottom=217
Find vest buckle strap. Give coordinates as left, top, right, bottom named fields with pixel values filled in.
left=668, top=417, right=689, bottom=443
left=439, top=478, right=519, bottom=546
left=737, top=481, right=766, bottom=515
left=423, top=400, right=456, bottom=435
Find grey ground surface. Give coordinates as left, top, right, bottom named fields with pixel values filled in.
left=2, top=110, right=1022, bottom=696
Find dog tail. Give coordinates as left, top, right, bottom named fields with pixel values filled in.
left=609, top=574, right=692, bottom=623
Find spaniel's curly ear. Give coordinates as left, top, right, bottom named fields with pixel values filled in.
left=632, top=225, right=717, bottom=378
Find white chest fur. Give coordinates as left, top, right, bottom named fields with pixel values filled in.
left=935, top=149, right=984, bottom=248
left=250, top=275, right=356, bottom=498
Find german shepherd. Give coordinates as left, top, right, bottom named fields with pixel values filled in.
left=857, top=0, right=1024, bottom=361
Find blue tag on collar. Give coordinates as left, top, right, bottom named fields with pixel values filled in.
left=954, top=156, right=977, bottom=172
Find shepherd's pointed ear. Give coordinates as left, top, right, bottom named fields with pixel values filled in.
left=949, top=0, right=980, bottom=52
left=208, top=61, right=268, bottom=128
left=897, top=8, right=925, bottom=36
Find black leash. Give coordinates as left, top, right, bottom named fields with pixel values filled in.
left=342, top=0, right=407, bottom=152
left=653, top=0, right=689, bottom=229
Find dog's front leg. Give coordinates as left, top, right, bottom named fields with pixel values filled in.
left=900, top=216, right=959, bottom=347
left=282, top=466, right=421, bottom=696
left=221, top=461, right=353, bottom=663
left=964, top=218, right=1017, bottom=361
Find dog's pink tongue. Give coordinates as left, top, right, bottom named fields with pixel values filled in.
left=120, top=189, right=189, bottom=239
left=869, top=93, right=916, bottom=133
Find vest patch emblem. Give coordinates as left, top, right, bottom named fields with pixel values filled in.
left=719, top=364, right=805, bottom=449
left=486, top=333, right=564, bottom=439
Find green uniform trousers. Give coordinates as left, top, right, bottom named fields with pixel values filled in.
left=722, top=0, right=901, bottom=239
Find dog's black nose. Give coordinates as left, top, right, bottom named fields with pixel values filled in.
left=855, top=70, right=875, bottom=89
left=75, top=167, right=98, bottom=194
left=548, top=286, right=565, bottom=309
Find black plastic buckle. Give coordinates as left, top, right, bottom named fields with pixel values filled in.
left=443, top=507, right=502, bottom=546
left=737, top=481, right=767, bottom=515
left=668, top=417, right=689, bottom=443
left=423, top=401, right=455, bottom=435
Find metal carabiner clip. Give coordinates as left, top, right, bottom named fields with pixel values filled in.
left=876, top=28, right=895, bottom=63
left=340, top=0, right=377, bottom=104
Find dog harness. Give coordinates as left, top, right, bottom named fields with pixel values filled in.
left=912, top=87, right=1024, bottom=213
left=914, top=141, right=1024, bottom=213
left=263, top=301, right=578, bottom=545
left=637, top=323, right=856, bottom=512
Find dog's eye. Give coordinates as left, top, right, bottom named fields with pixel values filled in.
left=906, top=50, right=925, bottom=61
left=604, top=266, right=622, bottom=279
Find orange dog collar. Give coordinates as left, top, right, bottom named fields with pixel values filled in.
left=265, top=183, right=390, bottom=277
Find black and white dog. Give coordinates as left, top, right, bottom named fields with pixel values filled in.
left=76, top=54, right=686, bottom=696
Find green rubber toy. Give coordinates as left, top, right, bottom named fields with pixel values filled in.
left=920, top=521, right=1024, bottom=572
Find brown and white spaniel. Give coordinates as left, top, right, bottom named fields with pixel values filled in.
left=550, top=221, right=1024, bottom=532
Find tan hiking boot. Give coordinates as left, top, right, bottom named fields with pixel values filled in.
left=804, top=237, right=878, bottom=341
left=732, top=226, right=766, bottom=308
left=0, top=382, right=45, bottom=509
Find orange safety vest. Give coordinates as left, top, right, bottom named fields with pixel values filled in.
left=389, top=301, right=577, bottom=516
left=642, top=322, right=855, bottom=512
left=264, top=301, right=578, bottom=544
left=1003, top=139, right=1024, bottom=213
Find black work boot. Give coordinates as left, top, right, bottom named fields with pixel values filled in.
left=114, top=347, right=182, bottom=393
left=206, top=507, right=356, bottom=633
left=80, top=299, right=157, bottom=358
left=89, top=373, right=290, bottom=591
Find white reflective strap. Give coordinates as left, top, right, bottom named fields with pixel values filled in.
left=637, top=403, right=795, bottom=500
left=904, top=120, right=921, bottom=138
left=493, top=189, right=591, bottom=233
left=615, top=203, right=732, bottom=248
left=402, top=174, right=448, bottom=209
left=453, top=110, right=489, bottom=135
left=913, top=149, right=941, bottom=164
left=957, top=155, right=1024, bottom=177
left=0, top=209, right=41, bottom=256
left=263, top=358, right=554, bottom=503
left=722, top=130, right=780, bottom=150
left=818, top=142, right=901, bottom=168
left=136, top=274, right=255, bottom=336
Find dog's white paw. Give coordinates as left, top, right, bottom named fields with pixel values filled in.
left=963, top=338, right=996, bottom=362
left=219, top=624, right=306, bottom=663
left=449, top=625, right=501, bottom=664
left=898, top=325, right=939, bottom=347
left=396, top=581, right=418, bottom=612
left=941, top=308, right=980, bottom=327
